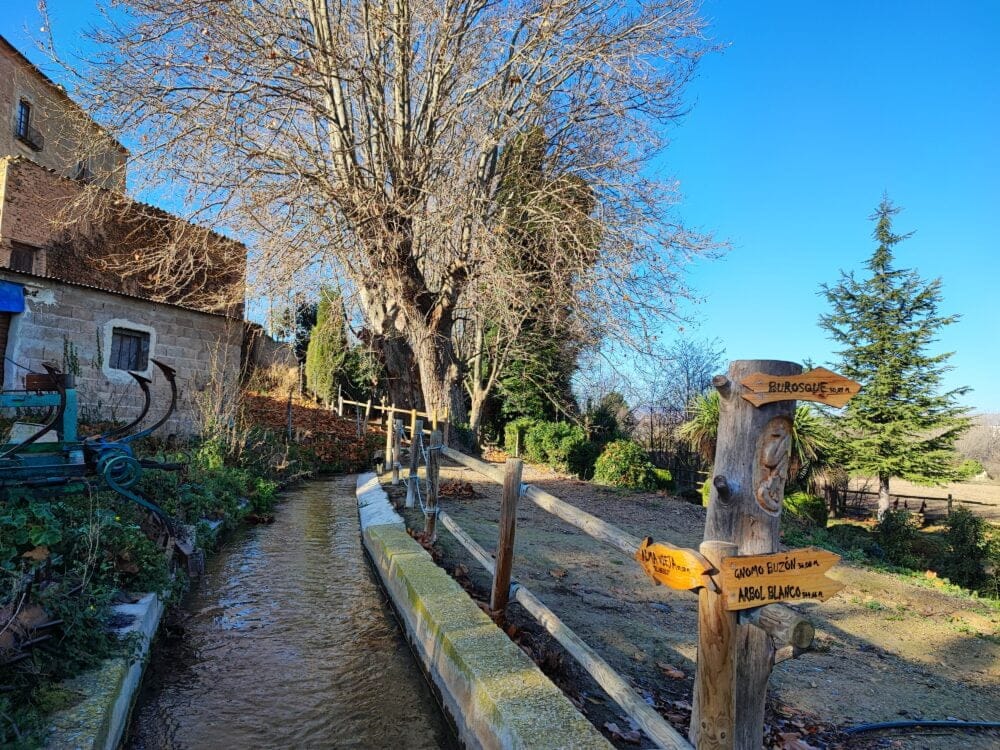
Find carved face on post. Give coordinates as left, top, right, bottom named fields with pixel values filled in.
left=755, top=416, right=792, bottom=515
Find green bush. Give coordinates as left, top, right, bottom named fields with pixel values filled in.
left=940, top=507, right=991, bottom=589
left=783, top=492, right=828, bottom=528
left=956, top=458, right=985, bottom=480
left=504, top=417, right=537, bottom=453
left=653, top=468, right=674, bottom=491
left=874, top=510, right=922, bottom=567
left=519, top=420, right=599, bottom=477
left=593, top=440, right=657, bottom=491
left=565, top=436, right=601, bottom=479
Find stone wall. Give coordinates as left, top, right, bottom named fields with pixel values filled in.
left=0, top=269, right=242, bottom=436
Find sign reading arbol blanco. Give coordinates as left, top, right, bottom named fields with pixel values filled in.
left=719, top=547, right=844, bottom=611
left=635, top=537, right=713, bottom=591
left=739, top=367, right=860, bottom=408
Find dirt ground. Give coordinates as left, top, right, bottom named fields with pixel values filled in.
left=384, top=459, right=1000, bottom=750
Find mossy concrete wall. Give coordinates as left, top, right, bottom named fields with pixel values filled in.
left=356, top=473, right=610, bottom=750
left=44, top=593, right=163, bottom=750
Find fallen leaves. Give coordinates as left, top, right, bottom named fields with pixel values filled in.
left=603, top=721, right=642, bottom=744
left=656, top=661, right=685, bottom=680
left=439, top=480, right=478, bottom=498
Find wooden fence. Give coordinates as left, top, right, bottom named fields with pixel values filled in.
left=825, top=486, right=980, bottom=521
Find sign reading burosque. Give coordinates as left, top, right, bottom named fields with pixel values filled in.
left=719, top=547, right=844, bottom=611
left=739, top=367, right=861, bottom=408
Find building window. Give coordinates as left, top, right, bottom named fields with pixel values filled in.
left=16, top=100, right=30, bottom=139
left=8, top=242, right=36, bottom=273
left=14, top=99, right=43, bottom=151
left=110, top=328, right=150, bottom=371
left=73, top=160, right=93, bottom=183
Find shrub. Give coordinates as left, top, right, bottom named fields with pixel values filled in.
left=519, top=420, right=599, bottom=477
left=653, top=468, right=674, bottom=491
left=700, top=473, right=712, bottom=506
left=940, top=507, right=991, bottom=589
left=874, top=510, right=922, bottom=567
left=593, top=440, right=657, bottom=491
left=956, top=458, right=985, bottom=480
left=504, top=417, right=537, bottom=454
left=565, top=436, right=601, bottom=479
left=783, top=492, right=828, bottom=528
left=523, top=421, right=551, bottom=463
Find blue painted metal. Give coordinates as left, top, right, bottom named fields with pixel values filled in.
left=0, top=361, right=181, bottom=530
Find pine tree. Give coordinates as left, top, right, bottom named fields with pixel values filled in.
left=819, top=197, right=971, bottom=516
left=304, top=288, right=348, bottom=405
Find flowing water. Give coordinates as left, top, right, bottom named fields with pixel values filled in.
left=126, top=476, right=457, bottom=749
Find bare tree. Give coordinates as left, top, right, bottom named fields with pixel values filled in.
left=46, top=0, right=719, bottom=422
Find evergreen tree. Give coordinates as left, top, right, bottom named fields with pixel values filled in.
left=819, top=197, right=970, bottom=516
left=304, top=288, right=348, bottom=405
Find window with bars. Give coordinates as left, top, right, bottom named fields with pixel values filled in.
left=8, top=242, right=36, bottom=273
left=110, top=328, right=150, bottom=371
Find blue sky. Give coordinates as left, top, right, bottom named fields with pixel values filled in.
left=4, top=1, right=998, bottom=410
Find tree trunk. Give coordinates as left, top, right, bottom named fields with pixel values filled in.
left=878, top=474, right=891, bottom=519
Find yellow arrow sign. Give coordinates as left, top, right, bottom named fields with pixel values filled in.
left=635, top=537, right=714, bottom=591
left=719, top=547, right=844, bottom=611
left=740, top=367, right=861, bottom=408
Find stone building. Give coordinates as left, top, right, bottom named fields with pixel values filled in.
left=0, top=35, right=250, bottom=434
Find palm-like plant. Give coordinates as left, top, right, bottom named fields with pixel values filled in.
left=678, top=392, right=838, bottom=490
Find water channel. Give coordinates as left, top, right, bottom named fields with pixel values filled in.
left=126, top=476, right=457, bottom=749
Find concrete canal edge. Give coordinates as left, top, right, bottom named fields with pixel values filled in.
left=44, top=593, right=163, bottom=750
left=355, top=473, right=612, bottom=750
left=43, top=519, right=224, bottom=750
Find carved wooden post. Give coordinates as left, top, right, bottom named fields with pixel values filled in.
left=691, top=540, right=738, bottom=749
left=490, top=458, right=523, bottom=625
left=392, top=418, right=403, bottom=485
left=424, top=430, right=442, bottom=539
left=405, top=419, right=424, bottom=508
left=699, top=359, right=800, bottom=749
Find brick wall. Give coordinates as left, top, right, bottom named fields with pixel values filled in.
left=0, top=157, right=245, bottom=317
left=0, top=269, right=242, bottom=436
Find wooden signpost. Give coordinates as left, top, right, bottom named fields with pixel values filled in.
left=739, top=367, right=860, bottom=408
left=691, top=360, right=859, bottom=750
left=635, top=537, right=714, bottom=592
left=719, top=548, right=844, bottom=611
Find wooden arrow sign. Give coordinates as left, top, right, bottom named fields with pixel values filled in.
left=635, top=537, right=714, bottom=591
left=719, top=547, right=844, bottom=611
left=739, top=367, right=860, bottom=408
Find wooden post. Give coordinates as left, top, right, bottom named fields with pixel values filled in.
left=490, top=458, right=524, bottom=625
left=365, top=398, right=372, bottom=424
left=410, top=408, right=417, bottom=440
left=691, top=540, right=738, bottom=750
left=424, top=430, right=442, bottom=539
left=405, top=419, right=424, bottom=508
left=337, top=385, right=343, bottom=417
left=431, top=407, right=438, bottom=432
left=392, top=419, right=403, bottom=485
left=947, top=493, right=953, bottom=517
left=698, top=360, right=801, bottom=749
left=384, top=404, right=395, bottom=471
